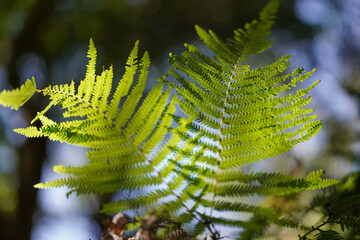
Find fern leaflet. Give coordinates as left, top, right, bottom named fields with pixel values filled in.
left=0, top=77, right=36, bottom=110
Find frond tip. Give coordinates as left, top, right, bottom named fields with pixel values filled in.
left=0, top=77, right=37, bottom=110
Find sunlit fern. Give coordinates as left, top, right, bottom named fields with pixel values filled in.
left=166, top=0, right=338, bottom=238
left=0, top=77, right=36, bottom=110
left=0, top=0, right=340, bottom=238
left=13, top=40, right=179, bottom=204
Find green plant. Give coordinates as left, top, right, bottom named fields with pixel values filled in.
left=0, top=0, right=342, bottom=239
left=297, top=172, right=360, bottom=240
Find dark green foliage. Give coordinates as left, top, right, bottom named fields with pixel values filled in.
left=299, top=172, right=360, bottom=240
left=0, top=0, right=341, bottom=238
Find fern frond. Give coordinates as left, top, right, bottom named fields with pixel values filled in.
left=0, top=0, right=341, bottom=238
left=167, top=0, right=338, bottom=237
left=6, top=41, right=178, bottom=213
left=12, top=41, right=202, bottom=230
left=0, top=77, right=36, bottom=110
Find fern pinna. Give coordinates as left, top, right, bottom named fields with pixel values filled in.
left=0, top=0, right=339, bottom=239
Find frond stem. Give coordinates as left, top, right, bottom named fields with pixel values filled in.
left=209, top=57, right=242, bottom=218
left=298, top=204, right=333, bottom=239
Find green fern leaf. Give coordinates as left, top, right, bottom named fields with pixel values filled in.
left=166, top=0, right=338, bottom=237
left=0, top=0, right=341, bottom=238
left=0, top=77, right=36, bottom=110
left=3, top=41, right=177, bottom=210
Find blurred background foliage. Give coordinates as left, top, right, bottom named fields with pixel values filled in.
left=0, top=0, right=360, bottom=239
